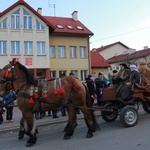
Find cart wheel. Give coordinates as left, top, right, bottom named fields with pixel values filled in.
left=120, top=105, right=138, bottom=127
left=142, top=101, right=150, bottom=113
left=101, top=110, right=118, bottom=122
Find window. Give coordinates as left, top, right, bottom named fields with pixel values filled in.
left=70, top=70, right=78, bottom=78
left=11, top=41, right=20, bottom=55
left=56, top=25, right=63, bottom=29
left=70, top=46, right=76, bottom=58
left=81, top=70, right=87, bottom=81
left=36, top=20, right=45, bottom=30
left=59, top=71, right=66, bottom=77
left=50, top=71, right=56, bottom=78
left=67, top=25, right=73, bottom=29
left=76, top=26, right=83, bottom=30
left=23, top=9, right=32, bottom=29
left=49, top=46, right=55, bottom=58
left=80, top=46, right=86, bottom=58
left=0, top=41, right=7, bottom=54
left=37, top=42, right=45, bottom=55
left=0, top=18, right=7, bottom=28
left=58, top=46, right=66, bottom=58
left=11, top=9, right=20, bottom=29
left=24, top=41, right=33, bottom=55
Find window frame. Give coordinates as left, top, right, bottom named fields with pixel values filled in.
left=79, top=46, right=86, bottom=58
left=81, top=70, right=87, bottom=81
left=37, top=41, right=46, bottom=55
left=11, top=41, right=20, bottom=55
left=36, top=20, right=45, bottom=30
left=23, top=9, right=32, bottom=29
left=24, top=41, right=33, bottom=55
left=0, top=41, right=7, bottom=54
left=58, top=46, right=66, bottom=58
left=70, top=46, right=77, bottom=58
left=0, top=18, right=7, bottom=28
left=49, top=46, right=55, bottom=58
left=11, top=9, right=20, bottom=29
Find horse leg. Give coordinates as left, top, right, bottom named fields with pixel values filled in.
left=81, top=108, right=100, bottom=138
left=18, top=117, right=25, bottom=140
left=21, top=112, right=37, bottom=147
left=64, top=107, right=77, bottom=139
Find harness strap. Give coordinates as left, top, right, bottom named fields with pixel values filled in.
left=59, top=78, right=62, bottom=87
left=54, top=79, right=56, bottom=89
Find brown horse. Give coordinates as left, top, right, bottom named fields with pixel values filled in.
left=0, top=58, right=100, bottom=147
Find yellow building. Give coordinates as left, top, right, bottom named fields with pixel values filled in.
left=45, top=11, right=93, bottom=80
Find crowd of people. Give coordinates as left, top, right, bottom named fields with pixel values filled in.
left=85, top=63, right=142, bottom=106
left=0, top=64, right=143, bottom=123
left=0, top=90, right=16, bottom=124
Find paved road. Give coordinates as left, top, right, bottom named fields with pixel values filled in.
left=0, top=106, right=100, bottom=134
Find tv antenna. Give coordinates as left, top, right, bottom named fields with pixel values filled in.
left=49, top=0, right=56, bottom=16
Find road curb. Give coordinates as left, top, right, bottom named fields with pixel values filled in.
left=0, top=112, right=101, bottom=135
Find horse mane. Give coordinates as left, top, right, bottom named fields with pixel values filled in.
left=16, top=62, right=37, bottom=86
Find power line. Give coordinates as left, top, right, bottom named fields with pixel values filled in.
left=91, top=26, right=150, bottom=43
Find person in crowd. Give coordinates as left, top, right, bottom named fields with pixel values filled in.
left=116, top=64, right=141, bottom=101
left=4, top=90, right=16, bottom=123
left=85, top=74, right=96, bottom=105
left=111, top=70, right=119, bottom=87
left=113, top=63, right=131, bottom=86
left=0, top=96, right=4, bottom=124
left=52, top=110, right=59, bottom=118
left=95, top=72, right=110, bottom=106
left=113, top=63, right=131, bottom=99
left=47, top=110, right=51, bottom=116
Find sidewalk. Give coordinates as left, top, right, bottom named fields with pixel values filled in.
left=0, top=107, right=100, bottom=134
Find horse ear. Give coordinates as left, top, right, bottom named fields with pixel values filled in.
left=11, top=58, right=16, bottom=65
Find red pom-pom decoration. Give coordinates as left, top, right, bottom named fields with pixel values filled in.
left=9, top=85, right=13, bottom=89
left=29, top=97, right=34, bottom=104
left=53, top=90, right=58, bottom=95
left=60, top=88, right=65, bottom=94
left=34, top=93, right=39, bottom=99
left=43, top=93, right=48, bottom=99
left=5, top=70, right=9, bottom=77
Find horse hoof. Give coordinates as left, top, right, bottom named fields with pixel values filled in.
left=86, top=132, right=93, bottom=138
left=18, top=135, right=24, bottom=140
left=64, top=132, right=73, bottom=140
left=26, top=142, right=33, bottom=147
left=18, top=131, right=24, bottom=140
left=64, top=134, right=71, bottom=140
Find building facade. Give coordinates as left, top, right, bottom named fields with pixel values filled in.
left=0, top=0, right=93, bottom=81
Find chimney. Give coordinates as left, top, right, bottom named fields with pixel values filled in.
left=37, top=8, right=42, bottom=15
left=72, top=11, right=78, bottom=21
left=143, top=46, right=148, bottom=49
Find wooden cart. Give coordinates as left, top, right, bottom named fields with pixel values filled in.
left=100, top=77, right=150, bottom=127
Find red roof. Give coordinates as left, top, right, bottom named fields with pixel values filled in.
left=90, top=51, right=110, bottom=68
left=96, top=41, right=130, bottom=52
left=107, top=48, right=150, bottom=63
left=0, top=0, right=93, bottom=36
left=44, top=16, right=93, bottom=36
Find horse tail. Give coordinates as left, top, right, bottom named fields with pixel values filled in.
left=82, top=83, right=100, bottom=131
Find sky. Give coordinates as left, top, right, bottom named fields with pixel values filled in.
left=1, top=0, right=150, bottom=51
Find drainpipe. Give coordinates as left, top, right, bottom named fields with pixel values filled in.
left=88, top=35, right=92, bottom=74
